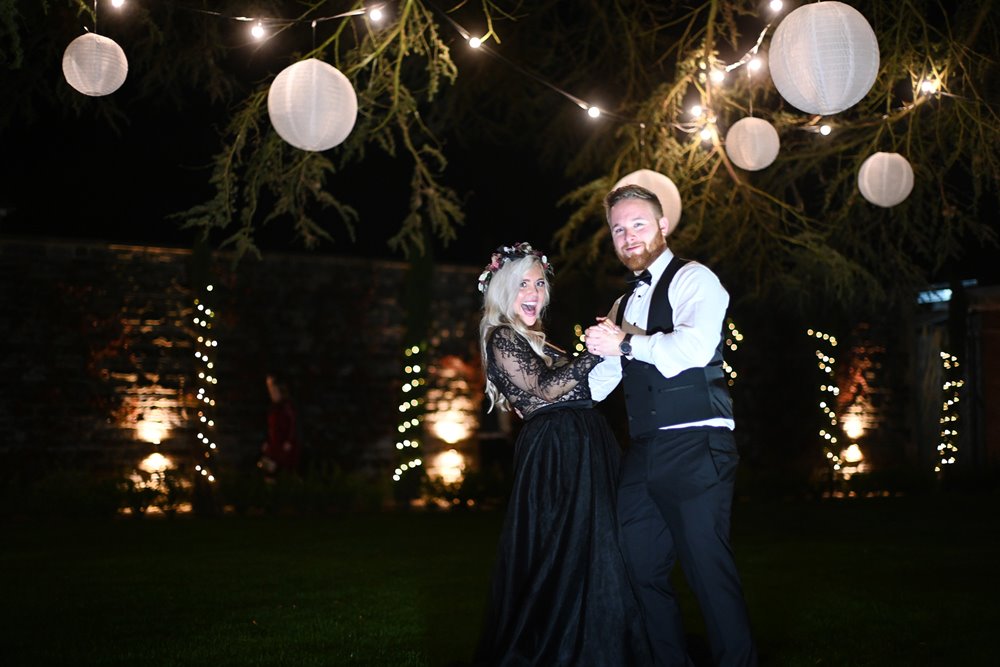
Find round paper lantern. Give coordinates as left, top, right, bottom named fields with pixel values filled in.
left=612, top=169, right=682, bottom=235
left=858, top=152, right=914, bottom=208
left=768, top=1, right=879, bottom=115
left=724, top=117, right=780, bottom=171
left=62, top=33, right=128, bottom=97
left=267, top=58, right=358, bottom=152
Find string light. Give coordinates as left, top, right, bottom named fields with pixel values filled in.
left=468, top=36, right=482, bottom=49
left=369, top=6, right=385, bottom=23
left=808, top=328, right=843, bottom=476
left=111, top=0, right=125, bottom=8
left=820, top=124, right=832, bottom=136
left=935, top=351, right=962, bottom=473
left=689, top=104, right=704, bottom=117
left=193, top=285, right=220, bottom=485
left=769, top=0, right=784, bottom=12
left=587, top=105, right=602, bottom=119
left=748, top=57, right=763, bottom=73
left=394, top=343, right=427, bottom=483
left=723, top=319, right=743, bottom=386
left=250, top=21, right=266, bottom=40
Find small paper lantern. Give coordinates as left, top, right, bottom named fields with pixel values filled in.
left=62, top=33, right=128, bottom=97
left=768, top=1, right=879, bottom=115
left=612, top=169, right=682, bottom=235
left=858, top=152, right=914, bottom=208
left=724, top=118, right=780, bottom=171
left=267, top=58, right=358, bottom=152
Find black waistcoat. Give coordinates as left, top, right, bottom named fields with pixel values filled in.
left=615, top=256, right=733, bottom=438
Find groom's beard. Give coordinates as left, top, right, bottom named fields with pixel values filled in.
left=617, top=233, right=667, bottom=272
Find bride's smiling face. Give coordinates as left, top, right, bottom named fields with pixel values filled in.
left=512, top=263, right=547, bottom=327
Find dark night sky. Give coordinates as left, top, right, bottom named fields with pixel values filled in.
left=0, top=3, right=995, bottom=290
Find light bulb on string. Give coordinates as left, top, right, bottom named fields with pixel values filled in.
left=369, top=6, right=384, bottom=22
left=689, top=104, right=703, bottom=117
left=920, top=78, right=940, bottom=95
left=748, top=57, right=763, bottom=73
left=111, top=0, right=125, bottom=8
left=587, top=106, right=601, bottom=119
left=710, top=69, right=725, bottom=83
left=699, top=126, right=714, bottom=142
left=468, top=36, right=482, bottom=49
left=251, top=21, right=266, bottom=40
left=820, top=124, right=832, bottom=136
left=769, top=0, right=784, bottom=11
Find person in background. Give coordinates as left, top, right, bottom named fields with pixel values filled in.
left=259, top=373, right=301, bottom=482
left=473, top=241, right=650, bottom=666
left=585, top=184, right=757, bottom=666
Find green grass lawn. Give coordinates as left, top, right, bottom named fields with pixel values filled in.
left=4, top=494, right=998, bottom=666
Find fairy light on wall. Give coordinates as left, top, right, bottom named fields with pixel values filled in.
left=808, top=328, right=843, bottom=473
left=935, top=351, right=963, bottom=473
left=192, top=284, right=219, bottom=484
left=722, top=319, right=743, bottom=386
left=393, top=343, right=427, bottom=482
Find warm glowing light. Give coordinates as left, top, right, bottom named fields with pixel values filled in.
left=431, top=449, right=466, bottom=485
left=843, top=414, right=865, bottom=440
left=842, top=444, right=864, bottom=463
left=139, top=452, right=173, bottom=474
left=137, top=420, right=168, bottom=445
left=111, top=0, right=125, bottom=7
left=820, top=124, right=832, bottom=136
left=587, top=106, right=601, bottom=118
left=690, top=104, right=703, bottom=117
left=748, top=58, right=763, bottom=72
left=700, top=127, right=714, bottom=141
left=920, top=79, right=940, bottom=94
left=769, top=0, right=784, bottom=11
left=710, top=69, right=725, bottom=83
left=432, top=411, right=472, bottom=444
left=369, top=7, right=384, bottom=22
left=468, top=36, right=482, bottom=49
left=251, top=22, right=265, bottom=39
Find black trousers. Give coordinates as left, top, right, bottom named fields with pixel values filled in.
left=618, top=427, right=757, bottom=667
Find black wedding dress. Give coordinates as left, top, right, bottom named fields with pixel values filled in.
left=474, top=326, right=652, bottom=666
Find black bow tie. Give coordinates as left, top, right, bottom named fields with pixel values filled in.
left=626, top=270, right=652, bottom=287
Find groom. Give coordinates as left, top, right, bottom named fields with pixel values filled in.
left=584, top=184, right=757, bottom=666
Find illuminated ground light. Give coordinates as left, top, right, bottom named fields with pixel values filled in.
left=936, top=351, right=963, bottom=473
left=429, top=448, right=466, bottom=486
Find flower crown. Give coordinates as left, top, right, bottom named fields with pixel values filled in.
left=478, top=242, right=552, bottom=295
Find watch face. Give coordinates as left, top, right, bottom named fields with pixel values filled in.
left=620, top=341, right=631, bottom=355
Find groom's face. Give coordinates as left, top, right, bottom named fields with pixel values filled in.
left=608, top=198, right=669, bottom=272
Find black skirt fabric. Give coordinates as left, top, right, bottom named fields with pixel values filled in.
left=474, top=402, right=652, bottom=666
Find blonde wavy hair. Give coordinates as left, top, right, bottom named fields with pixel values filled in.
left=478, top=254, right=552, bottom=413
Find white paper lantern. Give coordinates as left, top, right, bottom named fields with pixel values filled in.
left=612, top=169, right=682, bottom=235
left=724, top=118, right=780, bottom=171
left=858, top=152, right=914, bottom=207
left=768, top=1, right=879, bottom=115
left=267, top=58, right=358, bottom=152
left=62, top=33, right=128, bottom=97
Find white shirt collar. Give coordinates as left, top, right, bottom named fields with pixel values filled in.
left=644, top=247, right=675, bottom=284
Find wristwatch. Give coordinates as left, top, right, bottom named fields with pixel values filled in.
left=619, top=333, right=633, bottom=357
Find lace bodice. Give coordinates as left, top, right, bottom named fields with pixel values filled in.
left=486, top=326, right=602, bottom=418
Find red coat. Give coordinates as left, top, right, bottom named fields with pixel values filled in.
left=263, top=400, right=300, bottom=471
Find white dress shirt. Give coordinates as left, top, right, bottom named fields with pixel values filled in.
left=589, top=248, right=735, bottom=430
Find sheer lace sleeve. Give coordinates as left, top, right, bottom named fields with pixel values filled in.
left=487, top=327, right=601, bottom=416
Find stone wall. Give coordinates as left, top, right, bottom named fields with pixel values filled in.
left=0, top=238, right=483, bottom=484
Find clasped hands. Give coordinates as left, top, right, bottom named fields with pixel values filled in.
left=584, top=317, right=627, bottom=357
